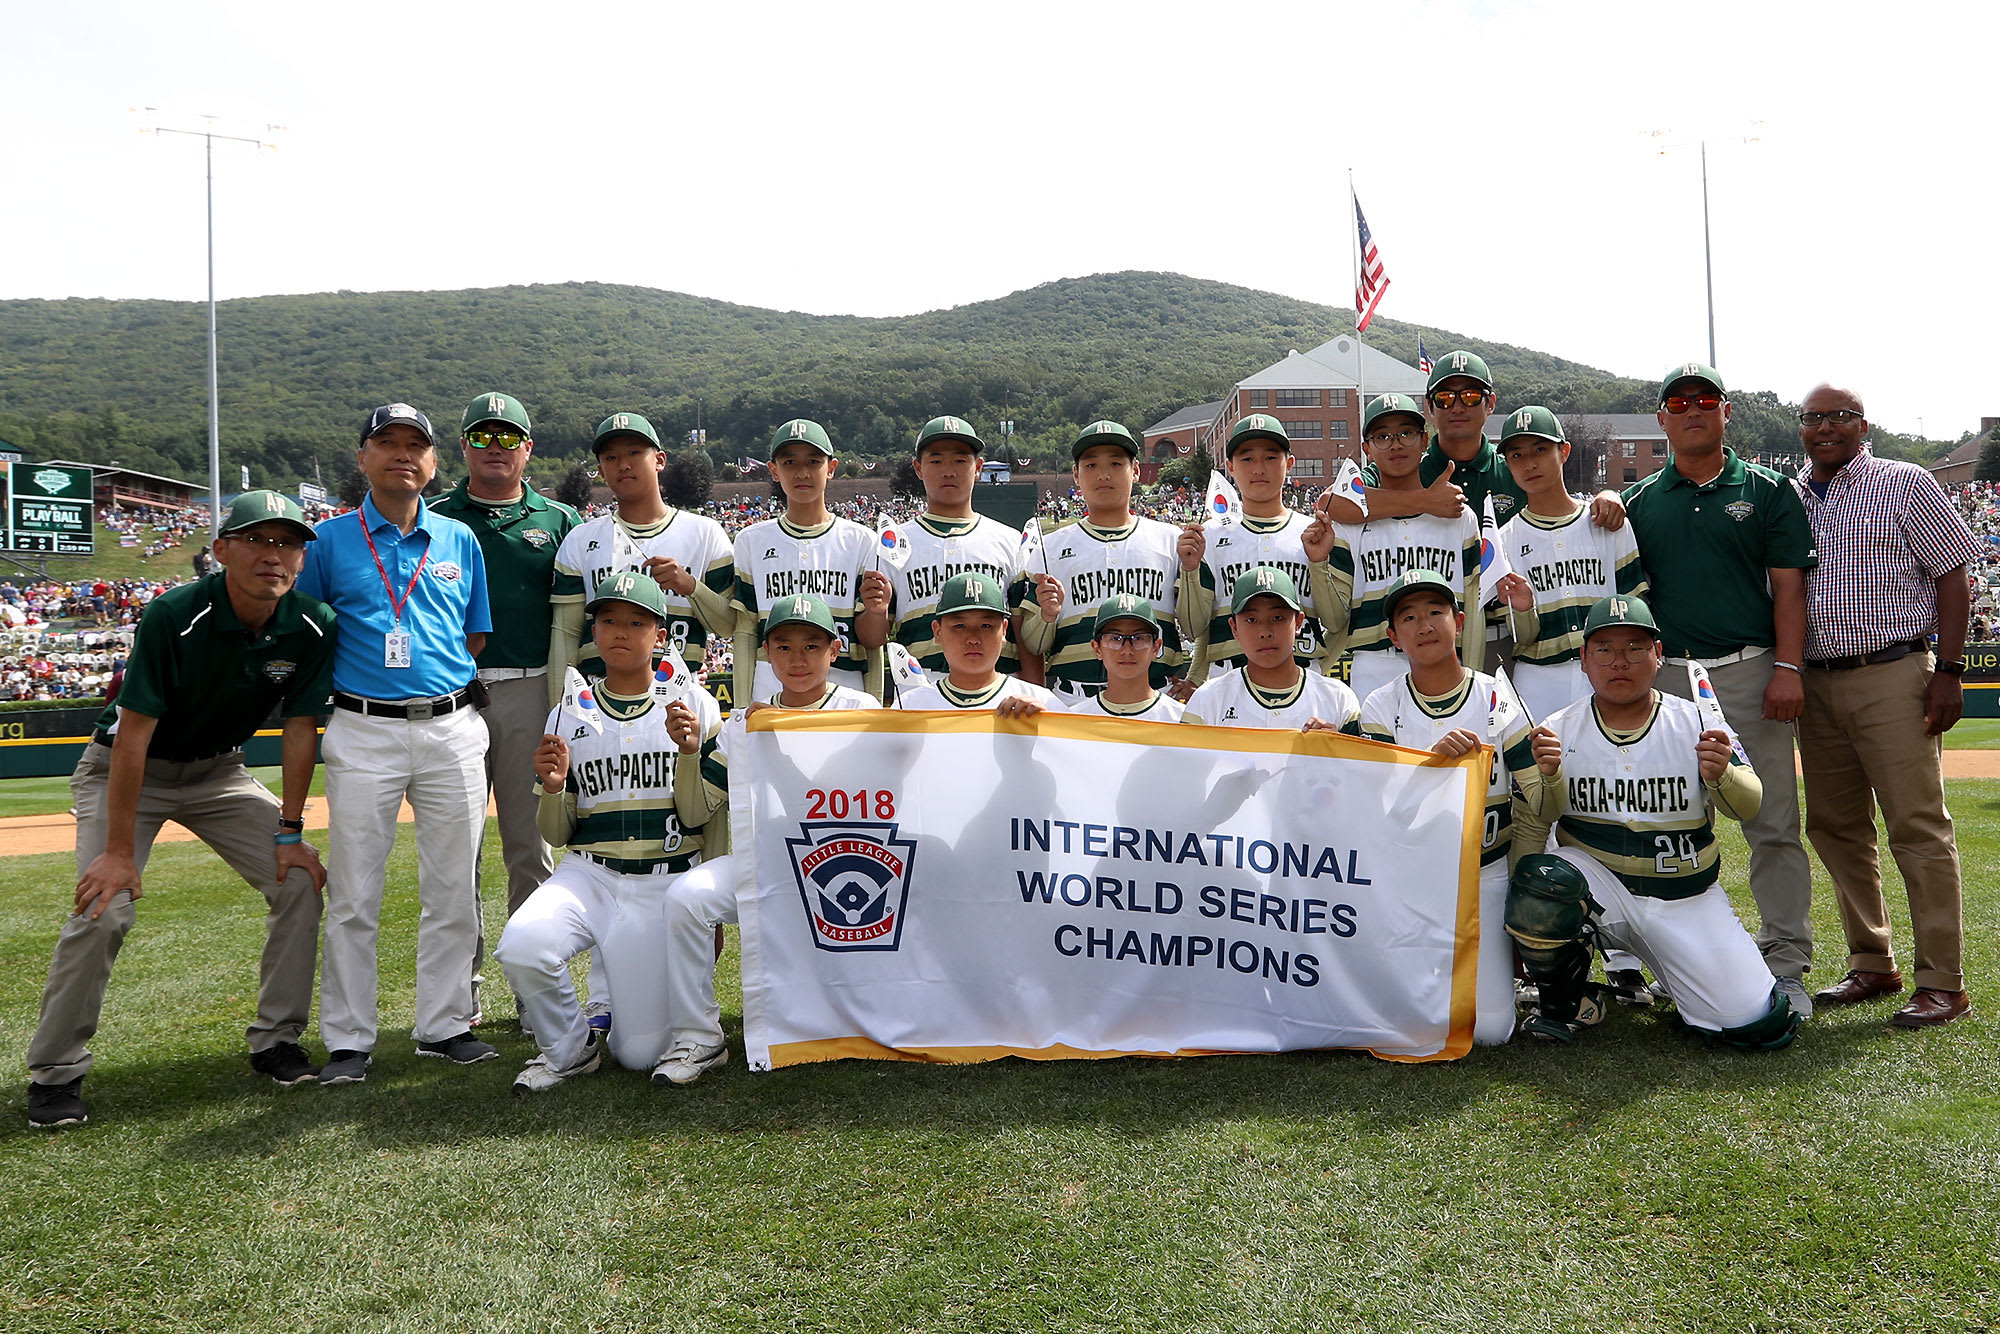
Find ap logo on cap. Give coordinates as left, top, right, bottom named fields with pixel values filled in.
left=488, top=394, right=505, bottom=416
left=265, top=493, right=286, bottom=512
left=1610, top=597, right=1629, bottom=618
left=1449, top=352, right=1470, bottom=372
left=1514, top=408, right=1533, bottom=430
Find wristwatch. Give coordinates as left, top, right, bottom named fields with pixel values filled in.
left=1938, top=659, right=1968, bottom=676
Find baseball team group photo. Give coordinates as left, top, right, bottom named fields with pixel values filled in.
left=4, top=4, right=1994, bottom=1330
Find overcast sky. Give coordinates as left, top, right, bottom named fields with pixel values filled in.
left=2, top=0, right=1990, bottom=438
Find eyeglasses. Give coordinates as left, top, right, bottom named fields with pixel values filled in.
left=1797, top=409, right=1863, bottom=427
left=1097, top=632, right=1158, bottom=651
left=1662, top=395, right=1725, bottom=415
left=1586, top=642, right=1654, bottom=663
left=227, top=533, right=306, bottom=552
left=1365, top=428, right=1425, bottom=447
left=1428, top=389, right=1489, bottom=409
left=464, top=429, right=528, bottom=450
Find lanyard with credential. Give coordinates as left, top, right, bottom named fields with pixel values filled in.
left=360, top=518, right=429, bottom=667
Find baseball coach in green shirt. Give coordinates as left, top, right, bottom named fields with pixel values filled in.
left=26, top=491, right=336, bottom=1129
left=431, top=392, right=580, bottom=1011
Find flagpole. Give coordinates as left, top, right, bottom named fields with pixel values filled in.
left=1349, top=171, right=1364, bottom=447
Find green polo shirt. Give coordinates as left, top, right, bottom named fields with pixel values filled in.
left=96, top=573, right=336, bottom=762
left=1622, top=447, right=1818, bottom=659
left=431, top=480, right=580, bottom=668
left=1363, top=438, right=1529, bottom=525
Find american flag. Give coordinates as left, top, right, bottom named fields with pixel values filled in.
left=1353, top=195, right=1391, bottom=333
left=1417, top=338, right=1432, bottom=375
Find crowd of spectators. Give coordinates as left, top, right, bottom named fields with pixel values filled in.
left=1948, top=481, right=2000, bottom=639
left=99, top=503, right=207, bottom=559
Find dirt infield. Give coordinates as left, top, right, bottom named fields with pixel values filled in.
left=1, top=794, right=501, bottom=858
left=5, top=753, right=2000, bottom=858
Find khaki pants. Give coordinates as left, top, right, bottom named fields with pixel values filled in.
left=471, top=673, right=556, bottom=975
left=1799, top=651, right=1963, bottom=992
left=1661, top=652, right=1814, bottom=980
left=27, top=744, right=322, bottom=1085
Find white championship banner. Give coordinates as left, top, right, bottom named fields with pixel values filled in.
left=734, top=711, right=1486, bottom=1067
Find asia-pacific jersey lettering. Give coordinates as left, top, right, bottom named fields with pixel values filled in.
left=542, top=683, right=723, bottom=873
left=1184, top=666, right=1360, bottom=732
left=896, top=675, right=1068, bottom=712
left=732, top=516, right=876, bottom=681
left=892, top=513, right=1022, bottom=676
left=1359, top=671, right=1542, bottom=866
left=1327, top=509, right=1482, bottom=658
left=1544, top=691, right=1751, bottom=899
left=1009, top=516, right=1184, bottom=695
left=1499, top=506, right=1647, bottom=667
left=1069, top=689, right=1186, bottom=722
left=553, top=510, right=734, bottom=677
left=1197, top=510, right=1326, bottom=677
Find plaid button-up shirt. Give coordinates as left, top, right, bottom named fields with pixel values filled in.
left=1795, top=448, right=1978, bottom=661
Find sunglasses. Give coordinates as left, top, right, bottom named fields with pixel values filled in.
left=1797, top=409, right=1863, bottom=427
left=1662, top=394, right=1725, bottom=415
left=1427, top=389, right=1489, bottom=409
left=464, top=429, right=528, bottom=450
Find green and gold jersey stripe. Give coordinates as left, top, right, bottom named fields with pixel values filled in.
left=1556, top=815, right=1717, bottom=898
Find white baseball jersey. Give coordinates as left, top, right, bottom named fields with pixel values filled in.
left=1326, top=509, right=1483, bottom=660
left=553, top=509, right=735, bottom=676
left=1499, top=505, right=1647, bottom=669
left=732, top=515, right=877, bottom=690
left=1543, top=691, right=1755, bottom=899
left=897, top=675, right=1068, bottom=712
left=891, top=513, right=1022, bottom=676
left=1011, top=516, right=1185, bottom=696
left=691, top=684, right=879, bottom=813
left=1069, top=689, right=1187, bottom=722
left=1196, top=510, right=1328, bottom=678
left=542, top=682, right=723, bottom=873
left=1183, top=665, right=1360, bottom=732
left=1358, top=671, right=1548, bottom=867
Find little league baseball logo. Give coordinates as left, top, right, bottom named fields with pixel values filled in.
left=786, top=820, right=917, bottom=952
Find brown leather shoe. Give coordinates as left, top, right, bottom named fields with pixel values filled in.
left=1889, top=988, right=1971, bottom=1028
left=1814, top=969, right=1904, bottom=1007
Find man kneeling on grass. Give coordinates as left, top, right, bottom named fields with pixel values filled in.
left=495, top=572, right=722, bottom=1092
left=1506, top=594, right=1801, bottom=1049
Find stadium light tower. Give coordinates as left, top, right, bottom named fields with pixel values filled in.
left=138, top=109, right=283, bottom=535
left=1647, top=124, right=1763, bottom=370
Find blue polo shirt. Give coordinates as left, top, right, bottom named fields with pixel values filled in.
left=300, top=493, right=492, bottom=700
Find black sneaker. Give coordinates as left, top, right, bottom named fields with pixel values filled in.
left=250, top=1042, right=321, bottom=1086
left=28, top=1078, right=88, bottom=1129
left=416, top=1032, right=499, bottom=1065
left=1606, top=968, right=1657, bottom=1008
left=319, top=1050, right=372, bottom=1085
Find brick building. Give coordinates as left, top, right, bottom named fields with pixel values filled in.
left=1198, top=336, right=1428, bottom=481
left=1139, top=400, right=1223, bottom=482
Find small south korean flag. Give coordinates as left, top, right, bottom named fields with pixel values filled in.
left=650, top=655, right=695, bottom=707
left=560, top=666, right=604, bottom=738
left=1330, top=458, right=1368, bottom=519
left=1015, top=515, right=1044, bottom=575
left=875, top=518, right=912, bottom=570
left=1478, top=493, right=1514, bottom=593
left=884, top=642, right=928, bottom=700
left=1687, top=660, right=1750, bottom=764
left=1205, top=470, right=1243, bottom=526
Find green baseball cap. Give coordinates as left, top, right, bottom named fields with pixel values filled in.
left=585, top=569, right=669, bottom=618
left=1382, top=569, right=1460, bottom=622
left=1090, top=593, right=1161, bottom=638
left=1226, top=413, right=1290, bottom=457
left=934, top=571, right=1009, bottom=616
left=219, top=490, right=316, bottom=542
left=1426, top=350, right=1495, bottom=393
left=1071, top=420, right=1139, bottom=460
left=770, top=418, right=835, bottom=459
left=460, top=391, right=531, bottom=437
left=593, top=412, right=661, bottom=453
left=1582, top=593, right=1660, bottom=641
left=1498, top=404, right=1567, bottom=450
left=1230, top=565, right=1303, bottom=616
left=1363, top=392, right=1427, bottom=436
left=915, top=415, right=984, bottom=455
left=1659, top=361, right=1725, bottom=404
left=761, top=593, right=840, bottom=642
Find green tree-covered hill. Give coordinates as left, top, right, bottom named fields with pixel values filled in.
left=0, top=272, right=1941, bottom=490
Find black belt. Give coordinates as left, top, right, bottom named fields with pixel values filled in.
left=333, top=687, right=473, bottom=720
left=1805, top=639, right=1929, bottom=672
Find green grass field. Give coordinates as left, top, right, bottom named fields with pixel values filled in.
left=2, top=801, right=1996, bottom=1333
left=0, top=767, right=324, bottom=819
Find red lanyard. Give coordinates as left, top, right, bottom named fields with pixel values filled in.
left=359, top=517, right=429, bottom=625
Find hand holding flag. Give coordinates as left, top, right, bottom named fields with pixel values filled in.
left=875, top=519, right=912, bottom=572
left=1687, top=660, right=1750, bottom=764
